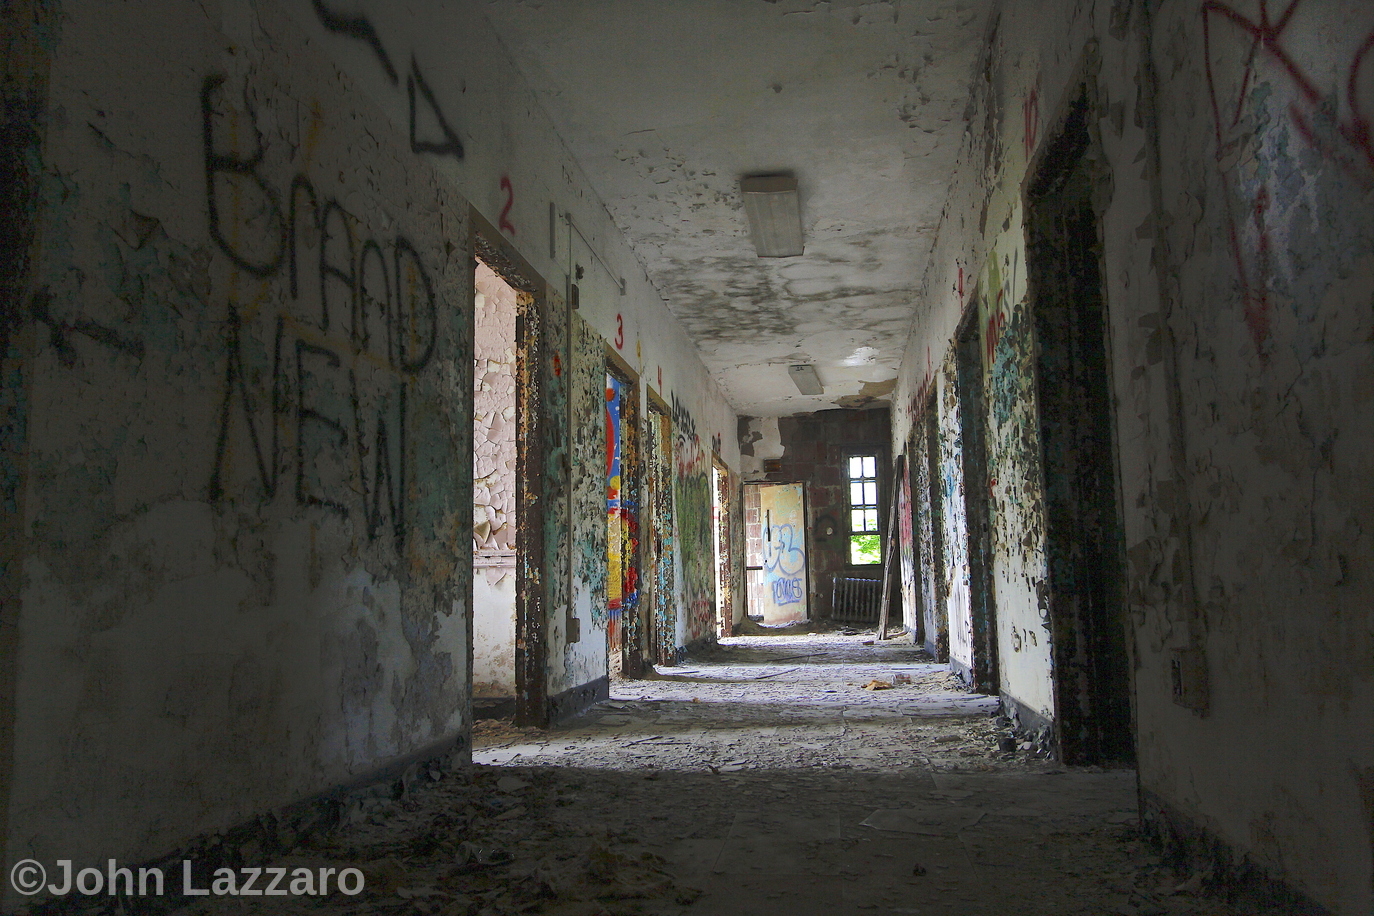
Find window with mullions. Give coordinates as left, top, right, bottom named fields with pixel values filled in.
left=848, top=455, right=880, bottom=565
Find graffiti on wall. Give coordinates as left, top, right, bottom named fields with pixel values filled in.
left=940, top=353, right=973, bottom=668
left=571, top=317, right=608, bottom=627
left=472, top=263, right=517, bottom=552
left=606, top=372, right=640, bottom=655
left=897, top=455, right=918, bottom=633
left=310, top=0, right=464, bottom=161
left=764, top=522, right=806, bottom=606
left=1202, top=0, right=1374, bottom=353
left=648, top=409, right=677, bottom=662
left=978, top=249, right=1020, bottom=379
left=200, top=74, right=453, bottom=556
left=671, top=393, right=714, bottom=640
left=543, top=288, right=571, bottom=637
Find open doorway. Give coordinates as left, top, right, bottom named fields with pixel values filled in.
left=956, top=309, right=998, bottom=694
left=605, top=354, right=643, bottom=677
left=744, top=482, right=809, bottom=624
left=470, top=221, right=548, bottom=727
left=712, top=458, right=734, bottom=638
left=471, top=258, right=520, bottom=719
left=914, top=395, right=948, bottom=660
left=1026, top=89, right=1132, bottom=765
left=645, top=395, right=676, bottom=664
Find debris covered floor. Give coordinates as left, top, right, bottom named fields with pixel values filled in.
left=179, top=631, right=1298, bottom=916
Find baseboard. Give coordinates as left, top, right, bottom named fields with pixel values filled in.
left=1139, top=789, right=1332, bottom=915
left=546, top=675, right=609, bottom=725
left=18, top=732, right=470, bottom=915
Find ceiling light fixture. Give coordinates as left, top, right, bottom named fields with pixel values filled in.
left=740, top=174, right=804, bottom=257
left=788, top=363, right=823, bottom=395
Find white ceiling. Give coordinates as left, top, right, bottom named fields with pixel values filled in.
left=483, top=0, right=992, bottom=417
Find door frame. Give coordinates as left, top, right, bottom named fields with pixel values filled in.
left=956, top=302, right=998, bottom=694
left=471, top=209, right=549, bottom=727
left=1024, top=84, right=1133, bottom=765
left=604, top=346, right=644, bottom=677
left=645, top=389, right=676, bottom=664
left=711, top=456, right=735, bottom=639
left=747, top=480, right=811, bottom=624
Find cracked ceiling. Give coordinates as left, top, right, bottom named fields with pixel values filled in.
left=483, top=0, right=993, bottom=416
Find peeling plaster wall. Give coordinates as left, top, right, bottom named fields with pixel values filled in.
left=893, top=0, right=1374, bottom=910
left=471, top=263, right=517, bottom=697
left=7, top=0, right=471, bottom=880
left=938, top=351, right=973, bottom=675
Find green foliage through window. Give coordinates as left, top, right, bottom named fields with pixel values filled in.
left=850, top=533, right=881, bottom=565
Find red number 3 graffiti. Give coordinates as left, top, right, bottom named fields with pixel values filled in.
left=614, top=313, right=624, bottom=349
left=499, top=176, right=515, bottom=235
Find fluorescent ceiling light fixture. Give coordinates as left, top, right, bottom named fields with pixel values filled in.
left=740, top=174, right=803, bottom=257
left=789, top=363, right=823, bottom=395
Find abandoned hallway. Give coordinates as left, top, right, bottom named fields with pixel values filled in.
left=3, top=0, right=1372, bottom=915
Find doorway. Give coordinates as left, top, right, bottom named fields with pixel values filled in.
left=712, top=458, right=734, bottom=638
left=914, top=396, right=948, bottom=660
left=605, top=356, right=643, bottom=677
left=471, top=258, right=520, bottom=718
left=1026, top=89, right=1133, bottom=765
left=956, top=310, right=998, bottom=694
left=745, top=482, right=809, bottom=625
left=645, top=396, right=676, bottom=665
left=470, top=220, right=548, bottom=726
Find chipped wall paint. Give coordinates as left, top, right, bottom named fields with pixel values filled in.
left=672, top=393, right=715, bottom=644
left=896, top=449, right=919, bottom=636
left=540, top=285, right=571, bottom=700
left=472, top=263, right=518, bottom=555
left=646, top=407, right=677, bottom=661
left=471, top=263, right=518, bottom=698
left=893, top=0, right=1374, bottom=909
left=939, top=351, right=974, bottom=674
left=913, top=405, right=948, bottom=659
left=565, top=312, right=609, bottom=688
left=7, top=0, right=471, bottom=878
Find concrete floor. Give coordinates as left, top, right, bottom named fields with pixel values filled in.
left=167, top=629, right=1306, bottom=916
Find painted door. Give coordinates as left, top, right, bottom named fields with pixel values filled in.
left=757, top=483, right=808, bottom=624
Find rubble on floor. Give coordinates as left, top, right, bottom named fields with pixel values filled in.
left=159, top=629, right=1304, bottom=916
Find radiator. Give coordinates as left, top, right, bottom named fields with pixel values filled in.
left=831, top=575, right=882, bottom=624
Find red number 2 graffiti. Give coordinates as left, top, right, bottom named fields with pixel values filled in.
left=499, top=176, right=515, bottom=235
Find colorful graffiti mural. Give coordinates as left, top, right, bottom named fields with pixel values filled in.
left=606, top=370, right=640, bottom=669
